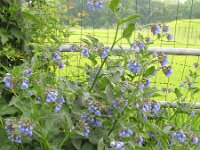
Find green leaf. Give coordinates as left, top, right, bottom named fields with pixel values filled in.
left=80, top=38, right=90, bottom=45
left=0, top=105, right=18, bottom=116
left=0, top=28, right=9, bottom=44
left=119, top=15, right=140, bottom=25
left=72, top=138, right=82, bottom=150
left=81, top=142, right=94, bottom=150
left=97, top=138, right=104, bottom=150
left=10, top=28, right=23, bottom=39
left=89, top=53, right=97, bottom=65
left=85, top=35, right=99, bottom=43
left=122, top=23, right=135, bottom=38
left=109, top=0, right=119, bottom=12
left=0, top=143, right=18, bottom=150
left=175, top=88, right=182, bottom=98
left=144, top=66, right=155, bottom=77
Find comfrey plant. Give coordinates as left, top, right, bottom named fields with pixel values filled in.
left=1, top=0, right=200, bottom=149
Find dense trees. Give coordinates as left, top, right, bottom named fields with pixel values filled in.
left=66, top=0, right=200, bottom=28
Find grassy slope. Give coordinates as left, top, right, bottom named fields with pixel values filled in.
left=60, top=19, right=200, bottom=101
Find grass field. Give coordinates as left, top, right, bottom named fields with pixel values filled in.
left=67, top=19, right=200, bottom=48
left=59, top=19, right=200, bottom=102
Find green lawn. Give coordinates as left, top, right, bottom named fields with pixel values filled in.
left=59, top=19, right=200, bottom=102
left=67, top=19, right=200, bottom=48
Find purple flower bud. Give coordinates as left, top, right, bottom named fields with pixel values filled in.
left=53, top=52, right=61, bottom=61
left=127, top=62, right=141, bottom=73
left=100, top=51, right=107, bottom=59
left=87, top=1, right=95, bottom=11
left=167, top=34, right=173, bottom=41
left=21, top=78, right=29, bottom=90
left=96, top=1, right=103, bottom=9
left=192, top=136, right=198, bottom=144
left=23, top=68, right=32, bottom=77
left=163, top=26, right=170, bottom=32
left=137, top=136, right=143, bottom=146
left=81, top=48, right=89, bottom=57
left=58, top=62, right=65, bottom=69
left=145, top=37, right=151, bottom=43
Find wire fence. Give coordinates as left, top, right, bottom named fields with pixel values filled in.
left=55, top=0, right=200, bottom=102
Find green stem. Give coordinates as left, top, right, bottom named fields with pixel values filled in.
left=108, top=119, right=118, bottom=136
left=58, top=134, right=69, bottom=149
left=89, top=23, right=120, bottom=93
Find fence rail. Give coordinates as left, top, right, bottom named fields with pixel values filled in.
left=61, top=45, right=200, bottom=56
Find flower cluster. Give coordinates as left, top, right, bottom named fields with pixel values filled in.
left=138, top=78, right=151, bottom=92
left=110, top=141, right=125, bottom=150
left=151, top=24, right=161, bottom=35
left=3, top=73, right=12, bottom=88
left=136, top=100, right=161, bottom=115
left=87, top=0, right=103, bottom=11
left=172, top=130, right=186, bottom=142
left=158, top=53, right=168, bottom=67
left=127, top=61, right=141, bottom=73
left=18, top=121, right=33, bottom=136
left=112, top=99, right=128, bottom=109
left=54, top=96, right=65, bottom=112
left=23, top=68, right=32, bottom=77
left=46, top=90, right=58, bottom=103
left=53, top=47, right=65, bottom=69
left=5, top=119, right=34, bottom=143
left=21, top=78, right=29, bottom=90
left=119, top=128, right=133, bottom=138
left=46, top=91, right=65, bottom=112
left=132, top=41, right=145, bottom=50
left=151, top=24, right=173, bottom=41
left=100, top=47, right=110, bottom=59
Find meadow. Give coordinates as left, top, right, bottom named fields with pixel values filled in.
left=59, top=19, right=200, bottom=102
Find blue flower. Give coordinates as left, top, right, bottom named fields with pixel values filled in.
left=163, top=66, right=172, bottom=77
left=3, top=73, right=12, bottom=88
left=119, top=128, right=133, bottom=138
left=189, top=82, right=194, bottom=88
left=94, top=110, right=101, bottom=116
left=21, top=78, right=29, bottom=90
left=58, top=62, right=65, bottom=69
left=192, top=136, right=198, bottom=144
left=83, top=123, right=90, bottom=137
left=127, top=62, right=141, bottom=73
left=100, top=51, right=107, bottom=59
left=18, top=124, right=33, bottom=136
left=163, top=26, right=170, bottom=32
left=8, top=135, right=21, bottom=143
left=23, top=68, right=32, bottom=77
left=172, top=131, right=186, bottom=142
left=151, top=25, right=161, bottom=35
left=138, top=84, right=144, bottom=92
left=112, top=100, right=119, bottom=108
left=145, top=37, right=151, bottom=43
left=180, top=82, right=184, bottom=87
left=137, top=136, right=143, bottom=146
left=151, top=102, right=160, bottom=114
left=167, top=34, right=173, bottom=41
left=91, top=120, right=102, bottom=127
left=46, top=91, right=58, bottom=103
left=87, top=1, right=95, bottom=10
left=161, top=56, right=168, bottom=67
left=81, top=48, right=89, bottom=57
left=96, top=1, right=103, bottom=9
left=53, top=52, right=61, bottom=61
left=110, top=141, right=124, bottom=149
left=144, top=78, right=150, bottom=88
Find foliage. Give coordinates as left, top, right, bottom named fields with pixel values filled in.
left=1, top=0, right=200, bottom=150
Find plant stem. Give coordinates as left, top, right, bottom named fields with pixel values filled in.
left=89, top=23, right=120, bottom=93
left=58, top=134, right=69, bottom=149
